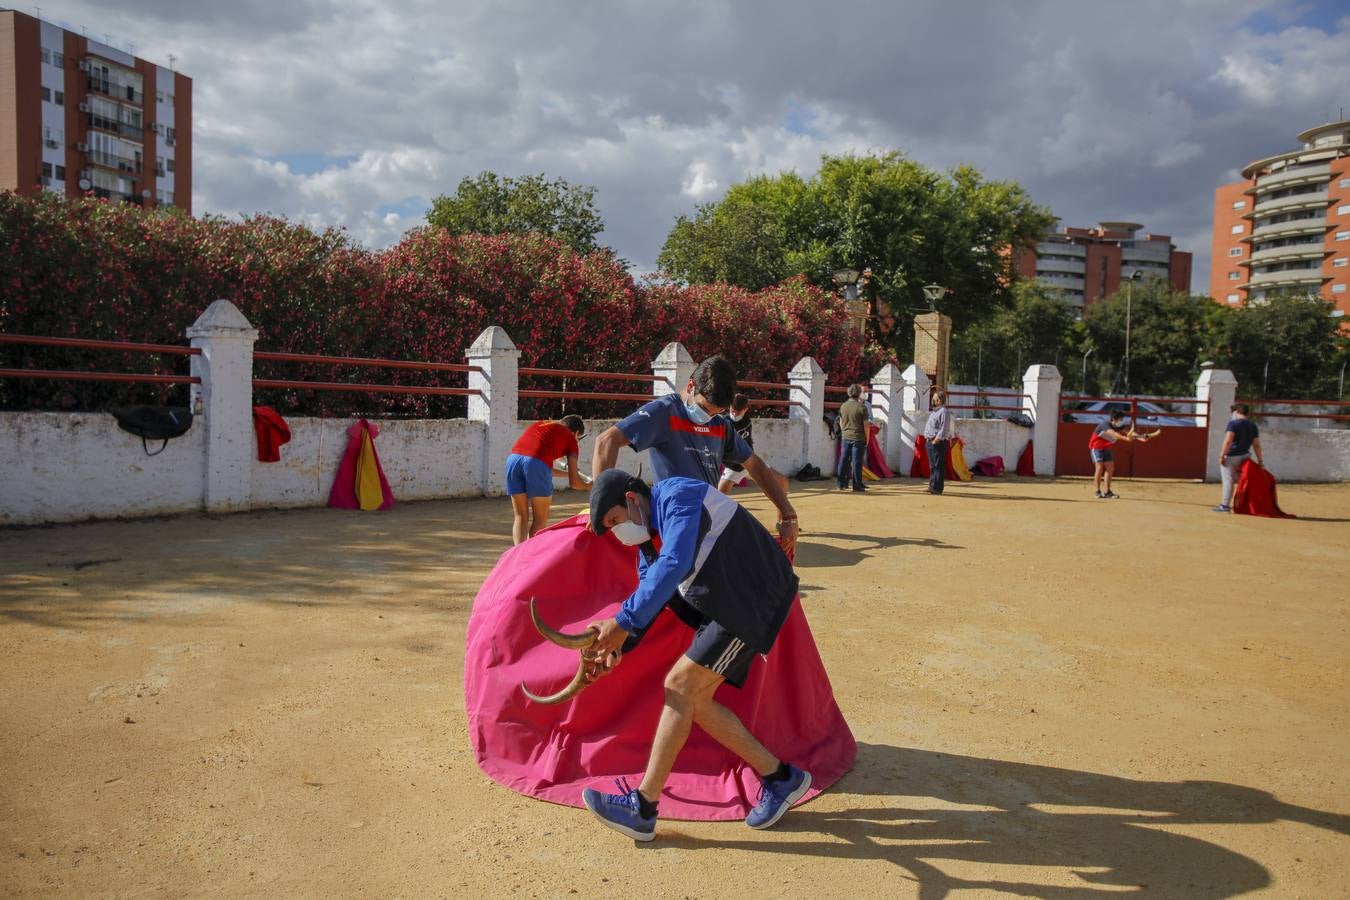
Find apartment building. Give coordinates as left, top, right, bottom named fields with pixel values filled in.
left=0, top=9, right=190, bottom=211
left=1015, top=221, right=1192, bottom=310
left=1209, top=119, right=1350, bottom=313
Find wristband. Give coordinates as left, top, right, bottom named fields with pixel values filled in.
left=778, top=516, right=798, bottom=524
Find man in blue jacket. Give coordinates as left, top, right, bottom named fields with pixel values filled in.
left=578, top=468, right=810, bottom=841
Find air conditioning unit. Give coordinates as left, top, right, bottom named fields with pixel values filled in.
left=76, top=142, right=89, bottom=152
left=150, top=122, right=162, bottom=134
left=166, top=137, right=175, bottom=147
left=78, top=59, right=91, bottom=73
left=78, top=102, right=90, bottom=113
left=44, top=139, right=58, bottom=149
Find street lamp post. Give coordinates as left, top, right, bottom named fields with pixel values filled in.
left=922, top=283, right=947, bottom=309
left=1124, top=270, right=1142, bottom=395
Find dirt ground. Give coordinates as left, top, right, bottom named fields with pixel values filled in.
left=1, top=476, right=1347, bottom=899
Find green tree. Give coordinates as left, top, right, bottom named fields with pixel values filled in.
left=1216, top=292, right=1343, bottom=398
left=1082, top=279, right=1223, bottom=396
left=656, top=152, right=1054, bottom=359
left=426, top=172, right=605, bottom=254
left=951, top=280, right=1078, bottom=387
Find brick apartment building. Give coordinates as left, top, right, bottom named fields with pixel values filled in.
left=1015, top=221, right=1192, bottom=311
left=0, top=8, right=190, bottom=211
left=1210, top=119, right=1350, bottom=314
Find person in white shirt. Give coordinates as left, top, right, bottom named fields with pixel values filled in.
left=922, top=390, right=956, bottom=494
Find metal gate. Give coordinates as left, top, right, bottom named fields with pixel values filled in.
left=1056, top=395, right=1209, bottom=479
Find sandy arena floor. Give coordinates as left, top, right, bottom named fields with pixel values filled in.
left=1, top=477, right=1348, bottom=898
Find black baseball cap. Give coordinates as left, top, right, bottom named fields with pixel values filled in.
left=589, top=468, right=641, bottom=535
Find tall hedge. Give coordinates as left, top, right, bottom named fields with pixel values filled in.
left=1, top=191, right=876, bottom=416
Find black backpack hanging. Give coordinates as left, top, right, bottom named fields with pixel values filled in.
left=111, top=405, right=194, bottom=456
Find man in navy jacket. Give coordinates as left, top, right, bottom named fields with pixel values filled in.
left=578, top=468, right=810, bottom=841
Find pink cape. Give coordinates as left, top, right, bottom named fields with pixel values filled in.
left=463, top=514, right=857, bottom=821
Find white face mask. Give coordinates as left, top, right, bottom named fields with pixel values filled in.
left=610, top=499, right=649, bottom=546
left=684, top=397, right=714, bottom=425
left=730, top=411, right=746, bottom=422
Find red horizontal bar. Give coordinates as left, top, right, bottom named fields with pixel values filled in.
left=1238, top=398, right=1349, bottom=407
left=1247, top=411, right=1350, bottom=420
left=0, top=333, right=200, bottom=355
left=519, top=367, right=667, bottom=385
left=738, top=380, right=798, bottom=392
left=519, top=389, right=656, bottom=402
left=950, top=405, right=1026, bottom=413
left=254, top=350, right=480, bottom=373
left=253, top=379, right=481, bottom=397
left=748, top=399, right=803, bottom=409
left=944, top=389, right=1026, bottom=398
left=824, top=384, right=872, bottom=395
left=0, top=368, right=199, bottom=384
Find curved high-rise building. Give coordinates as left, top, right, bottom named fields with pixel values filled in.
left=1210, top=120, right=1350, bottom=313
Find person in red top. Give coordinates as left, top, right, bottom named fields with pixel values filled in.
left=507, top=415, right=591, bottom=544
left=1087, top=410, right=1151, bottom=499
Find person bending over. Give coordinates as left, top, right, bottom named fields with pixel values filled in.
left=505, top=414, right=590, bottom=544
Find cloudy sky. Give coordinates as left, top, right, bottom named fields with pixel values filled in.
left=34, top=0, right=1350, bottom=290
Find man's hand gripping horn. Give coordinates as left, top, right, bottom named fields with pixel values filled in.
left=520, top=598, right=603, bottom=705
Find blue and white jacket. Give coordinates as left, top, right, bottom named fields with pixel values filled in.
left=615, top=476, right=798, bottom=655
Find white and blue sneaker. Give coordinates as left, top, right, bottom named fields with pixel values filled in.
left=745, top=764, right=812, bottom=829
left=582, top=778, right=657, bottom=841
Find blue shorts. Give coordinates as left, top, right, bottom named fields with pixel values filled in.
left=1090, top=448, right=1114, bottom=463
left=505, top=453, right=553, bottom=498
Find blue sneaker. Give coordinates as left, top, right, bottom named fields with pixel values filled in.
left=582, top=778, right=656, bottom=841
left=745, top=765, right=812, bottom=829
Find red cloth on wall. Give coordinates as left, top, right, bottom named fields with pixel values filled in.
left=865, top=424, right=895, bottom=478
left=1016, top=440, right=1036, bottom=476
left=327, top=419, right=395, bottom=511
left=911, top=435, right=930, bottom=478
left=463, top=514, right=857, bottom=821
left=1232, top=459, right=1295, bottom=518
left=252, top=406, right=292, bottom=463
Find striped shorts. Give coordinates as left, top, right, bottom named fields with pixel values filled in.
left=686, top=617, right=756, bottom=689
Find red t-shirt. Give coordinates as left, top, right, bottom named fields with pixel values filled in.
left=511, top=421, right=579, bottom=463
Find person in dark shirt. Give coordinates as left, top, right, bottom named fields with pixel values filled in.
left=717, top=393, right=756, bottom=494
left=1215, top=403, right=1263, bottom=513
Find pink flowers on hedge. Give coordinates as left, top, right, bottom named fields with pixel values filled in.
left=0, top=192, right=872, bottom=415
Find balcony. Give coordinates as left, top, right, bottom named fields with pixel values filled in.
left=85, top=111, right=143, bottom=143
left=1241, top=244, right=1327, bottom=267
left=1245, top=218, right=1328, bottom=243
left=1249, top=163, right=1331, bottom=197
left=1247, top=268, right=1326, bottom=288
left=1249, top=191, right=1329, bottom=219
left=84, top=73, right=143, bottom=105
left=84, top=147, right=142, bottom=175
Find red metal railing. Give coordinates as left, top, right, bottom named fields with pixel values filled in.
left=253, top=349, right=482, bottom=398
left=1236, top=398, right=1350, bottom=422
left=0, top=333, right=202, bottom=386
left=945, top=388, right=1029, bottom=415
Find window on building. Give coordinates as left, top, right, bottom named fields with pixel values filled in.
left=39, top=48, right=50, bottom=65
left=1341, top=178, right=1350, bottom=189
left=156, top=90, right=165, bottom=103
left=1228, top=247, right=1243, bottom=257
left=1340, top=205, right=1350, bottom=216
left=1226, top=294, right=1240, bottom=303
left=1228, top=271, right=1241, bottom=280
left=54, top=90, right=63, bottom=106
left=40, top=86, right=50, bottom=102
left=1337, top=231, right=1350, bottom=242
left=1333, top=284, right=1346, bottom=294
left=42, top=162, right=52, bottom=178
left=53, top=52, right=64, bottom=67
left=165, top=126, right=176, bottom=145
left=167, top=158, right=175, bottom=173
left=1334, top=258, right=1348, bottom=268
left=1231, top=224, right=1244, bottom=234
left=55, top=165, right=65, bottom=181
left=1232, top=200, right=1246, bottom=210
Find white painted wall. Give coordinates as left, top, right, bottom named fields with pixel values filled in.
left=1258, top=428, right=1350, bottom=482
left=1, top=412, right=205, bottom=525
left=955, top=419, right=1033, bottom=471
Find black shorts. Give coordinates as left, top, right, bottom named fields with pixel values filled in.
left=686, top=617, right=757, bottom=689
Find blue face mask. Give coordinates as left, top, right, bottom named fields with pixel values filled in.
left=685, top=397, right=714, bottom=425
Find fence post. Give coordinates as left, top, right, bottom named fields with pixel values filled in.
left=899, top=363, right=931, bottom=477
left=651, top=342, right=694, bottom=398
left=871, top=363, right=904, bottom=471
left=187, top=300, right=259, bottom=513
left=1022, top=364, right=1062, bottom=476
left=467, top=326, right=521, bottom=496
left=789, top=356, right=828, bottom=469
left=1196, top=365, right=1238, bottom=483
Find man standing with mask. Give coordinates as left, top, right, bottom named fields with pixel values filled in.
left=577, top=468, right=809, bottom=841
left=590, top=355, right=798, bottom=553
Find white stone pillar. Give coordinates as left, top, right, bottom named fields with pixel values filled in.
left=467, top=326, right=521, bottom=496
left=1196, top=365, right=1238, bottom=483
left=1022, top=364, right=1063, bottom=476
left=790, top=356, right=828, bottom=469
left=187, top=300, right=259, bottom=513
left=871, top=362, right=904, bottom=472
left=899, top=363, right=931, bottom=477
left=652, top=342, right=694, bottom=398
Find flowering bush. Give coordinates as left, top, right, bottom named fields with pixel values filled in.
left=1, top=191, right=884, bottom=416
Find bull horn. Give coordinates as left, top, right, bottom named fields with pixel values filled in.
left=529, top=598, right=598, bottom=649
left=520, top=658, right=589, bottom=705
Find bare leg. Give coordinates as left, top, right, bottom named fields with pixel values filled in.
left=1093, top=462, right=1104, bottom=493
left=1103, top=461, right=1115, bottom=494
left=509, top=494, right=530, bottom=545
left=637, top=657, right=778, bottom=802
left=527, top=496, right=552, bottom=538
